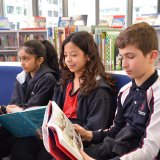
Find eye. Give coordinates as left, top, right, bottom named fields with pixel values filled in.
left=127, top=55, right=135, bottom=59
left=71, top=54, right=77, bottom=57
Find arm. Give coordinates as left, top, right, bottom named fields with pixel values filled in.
left=10, top=79, right=23, bottom=106
left=25, top=75, right=56, bottom=107
left=75, top=91, right=126, bottom=144
left=83, top=88, right=113, bottom=130
left=120, top=85, right=160, bottom=160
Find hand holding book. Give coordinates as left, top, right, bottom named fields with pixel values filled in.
left=0, top=106, right=46, bottom=137
left=42, top=101, right=83, bottom=160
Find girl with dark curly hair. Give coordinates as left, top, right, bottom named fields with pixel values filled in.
left=52, top=31, right=115, bottom=132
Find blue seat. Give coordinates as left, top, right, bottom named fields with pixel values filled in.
left=112, top=73, right=131, bottom=92
left=0, top=66, right=22, bottom=105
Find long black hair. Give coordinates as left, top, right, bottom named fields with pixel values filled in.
left=20, top=40, right=59, bottom=74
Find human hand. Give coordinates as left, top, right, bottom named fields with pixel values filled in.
left=36, top=127, right=43, bottom=140
left=6, top=105, right=24, bottom=113
left=80, top=150, right=95, bottom=160
left=74, top=124, right=93, bottom=141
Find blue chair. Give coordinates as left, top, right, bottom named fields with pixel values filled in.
left=112, top=73, right=131, bottom=92
left=0, top=66, right=22, bottom=105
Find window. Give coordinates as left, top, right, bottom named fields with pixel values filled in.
left=53, top=0, right=58, bottom=5
left=53, top=11, right=58, bottom=17
left=48, top=0, right=52, bottom=4
left=99, top=0, right=127, bottom=26
left=48, top=10, right=52, bottom=17
left=133, top=0, right=158, bottom=23
left=38, top=0, right=62, bottom=27
left=7, top=6, right=14, bottom=14
left=16, top=7, right=22, bottom=15
left=3, top=0, right=32, bottom=29
left=39, top=10, right=42, bottom=16
left=38, top=0, right=62, bottom=18
left=68, top=0, right=95, bottom=25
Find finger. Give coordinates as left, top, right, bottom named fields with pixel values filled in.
left=80, top=150, right=95, bottom=160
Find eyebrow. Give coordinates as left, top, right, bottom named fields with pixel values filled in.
left=119, top=52, right=135, bottom=56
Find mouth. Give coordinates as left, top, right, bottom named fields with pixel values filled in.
left=67, top=65, right=75, bottom=68
left=125, top=70, right=131, bottom=74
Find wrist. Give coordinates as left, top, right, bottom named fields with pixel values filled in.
left=86, top=131, right=93, bottom=141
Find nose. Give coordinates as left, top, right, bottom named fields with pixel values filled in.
left=20, top=60, right=24, bottom=66
left=122, top=58, right=128, bottom=69
left=65, top=55, right=71, bottom=62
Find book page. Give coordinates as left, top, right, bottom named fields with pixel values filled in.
left=47, top=101, right=83, bottom=160
left=24, top=106, right=46, bottom=112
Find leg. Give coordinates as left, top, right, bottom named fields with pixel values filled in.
left=36, top=141, right=53, bottom=160
left=10, top=137, right=40, bottom=160
left=85, top=137, right=115, bottom=160
left=0, top=127, right=14, bottom=158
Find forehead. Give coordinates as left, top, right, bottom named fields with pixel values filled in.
left=64, top=42, right=80, bottom=51
left=18, top=49, right=35, bottom=58
left=118, top=45, right=143, bottom=56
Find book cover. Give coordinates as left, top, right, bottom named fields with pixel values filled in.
left=111, top=15, right=125, bottom=28
left=42, top=101, right=83, bottom=160
left=58, top=17, right=73, bottom=27
left=0, top=17, right=10, bottom=30
left=0, top=106, right=46, bottom=137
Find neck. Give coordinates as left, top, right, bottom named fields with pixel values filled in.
left=135, top=68, right=155, bottom=86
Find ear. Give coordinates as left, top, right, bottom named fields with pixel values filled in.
left=86, top=55, right=90, bottom=61
left=37, top=57, right=44, bottom=65
left=150, top=50, right=158, bottom=62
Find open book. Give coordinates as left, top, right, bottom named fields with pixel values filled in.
left=0, top=106, right=46, bottom=137
left=42, top=101, right=83, bottom=160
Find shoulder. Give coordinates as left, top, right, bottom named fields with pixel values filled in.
left=16, top=70, right=26, bottom=84
left=97, top=76, right=112, bottom=90
left=118, top=81, right=132, bottom=104
left=119, top=81, right=132, bottom=93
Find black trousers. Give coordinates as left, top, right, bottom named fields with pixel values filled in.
left=10, top=136, right=53, bottom=160
left=0, top=126, right=15, bottom=159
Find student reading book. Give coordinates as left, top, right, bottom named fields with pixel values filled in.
left=0, top=106, right=46, bottom=137
left=0, top=40, right=59, bottom=160
left=52, top=31, right=115, bottom=133
left=42, top=101, right=83, bottom=160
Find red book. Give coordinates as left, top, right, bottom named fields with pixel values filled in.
left=42, top=101, right=83, bottom=160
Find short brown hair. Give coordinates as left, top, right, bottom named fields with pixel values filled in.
left=115, top=22, right=158, bottom=56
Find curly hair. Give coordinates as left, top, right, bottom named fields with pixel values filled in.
left=59, top=31, right=115, bottom=95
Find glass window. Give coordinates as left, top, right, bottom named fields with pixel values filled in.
left=38, top=0, right=62, bottom=27
left=48, top=10, right=52, bottom=17
left=53, top=0, right=58, bottom=5
left=3, top=0, right=32, bottom=29
left=68, top=0, right=95, bottom=25
left=133, top=0, right=158, bottom=23
left=7, top=6, right=14, bottom=14
left=0, top=0, right=2, bottom=16
left=38, top=0, right=62, bottom=17
left=53, top=11, right=58, bottom=17
left=99, top=0, right=127, bottom=27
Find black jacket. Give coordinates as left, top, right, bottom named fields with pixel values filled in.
left=10, top=64, right=57, bottom=108
left=52, top=77, right=114, bottom=131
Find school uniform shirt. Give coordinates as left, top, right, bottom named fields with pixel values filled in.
left=10, top=64, right=57, bottom=108
left=52, top=76, right=114, bottom=131
left=92, top=70, right=160, bottom=160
